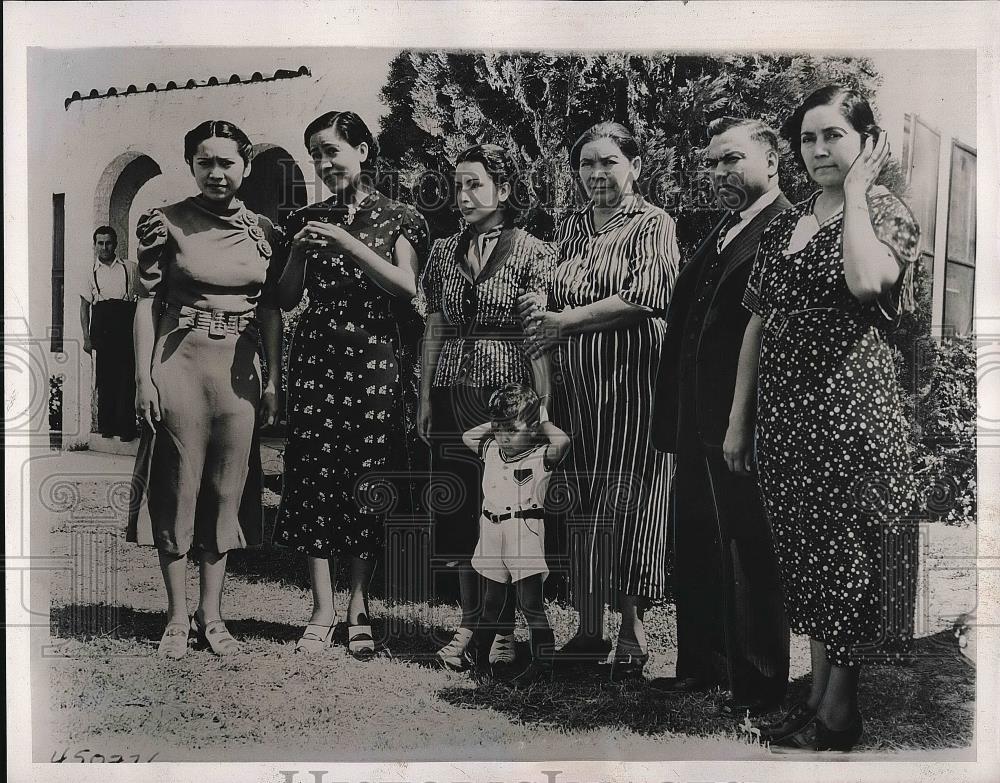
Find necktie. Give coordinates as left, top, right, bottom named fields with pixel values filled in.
left=716, top=211, right=741, bottom=254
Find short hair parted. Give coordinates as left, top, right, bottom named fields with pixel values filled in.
left=569, top=121, right=641, bottom=172
left=303, top=111, right=379, bottom=175
left=456, top=143, right=525, bottom=225
left=488, top=383, right=541, bottom=426
left=706, top=116, right=780, bottom=155
left=781, top=85, right=878, bottom=170
left=183, top=120, right=254, bottom=166
left=92, top=225, right=118, bottom=244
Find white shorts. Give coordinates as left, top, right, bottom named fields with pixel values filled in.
left=471, top=513, right=548, bottom=584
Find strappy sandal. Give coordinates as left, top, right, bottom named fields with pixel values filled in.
left=347, top=622, right=376, bottom=660
left=296, top=623, right=335, bottom=653
left=190, top=615, right=241, bottom=656
left=157, top=620, right=191, bottom=659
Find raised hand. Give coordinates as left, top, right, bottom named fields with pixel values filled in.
left=844, top=132, right=890, bottom=202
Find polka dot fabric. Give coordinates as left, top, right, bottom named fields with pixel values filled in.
left=274, top=192, right=429, bottom=560
left=743, top=189, right=920, bottom=667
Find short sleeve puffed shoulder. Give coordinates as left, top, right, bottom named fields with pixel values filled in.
left=256, top=214, right=283, bottom=310
left=420, top=239, right=447, bottom=315
left=743, top=217, right=781, bottom=317
left=618, top=211, right=680, bottom=313
left=869, top=190, right=921, bottom=324
left=134, top=209, right=169, bottom=299
left=522, top=240, right=558, bottom=298
left=399, top=206, right=430, bottom=262
left=870, top=191, right=921, bottom=269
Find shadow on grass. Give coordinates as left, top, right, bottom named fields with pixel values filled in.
left=436, top=629, right=974, bottom=750
left=48, top=602, right=486, bottom=665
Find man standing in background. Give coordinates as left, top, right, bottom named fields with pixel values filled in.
left=81, top=226, right=138, bottom=442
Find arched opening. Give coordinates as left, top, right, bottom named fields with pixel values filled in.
left=88, top=152, right=162, bottom=444
left=94, top=152, right=162, bottom=259
left=238, top=144, right=308, bottom=225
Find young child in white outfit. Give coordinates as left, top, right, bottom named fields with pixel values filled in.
left=462, top=383, right=570, bottom=685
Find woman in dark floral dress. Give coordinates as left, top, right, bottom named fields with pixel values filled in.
left=726, top=86, right=920, bottom=751
left=273, top=111, right=428, bottom=658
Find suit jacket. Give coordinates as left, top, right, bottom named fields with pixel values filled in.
left=653, top=192, right=792, bottom=452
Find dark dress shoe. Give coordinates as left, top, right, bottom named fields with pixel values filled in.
left=758, top=701, right=816, bottom=742
left=647, top=675, right=712, bottom=694
left=770, top=713, right=864, bottom=752
left=552, top=635, right=612, bottom=665
left=718, top=696, right=784, bottom=719
left=606, top=651, right=649, bottom=683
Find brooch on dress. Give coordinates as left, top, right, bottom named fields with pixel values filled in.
left=238, top=208, right=272, bottom=258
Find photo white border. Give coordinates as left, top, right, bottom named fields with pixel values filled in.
left=5, top=2, right=999, bottom=782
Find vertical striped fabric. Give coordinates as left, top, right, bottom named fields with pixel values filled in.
left=550, top=195, right=679, bottom=601
left=421, top=227, right=556, bottom=389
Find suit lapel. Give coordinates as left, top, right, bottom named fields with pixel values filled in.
left=715, top=193, right=792, bottom=289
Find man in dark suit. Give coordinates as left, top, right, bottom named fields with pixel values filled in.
left=650, top=117, right=790, bottom=716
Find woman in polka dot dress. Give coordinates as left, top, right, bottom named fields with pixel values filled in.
left=273, top=111, right=428, bottom=659
left=724, top=86, right=920, bottom=751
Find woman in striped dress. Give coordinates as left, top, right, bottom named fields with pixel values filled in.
left=520, top=122, right=679, bottom=676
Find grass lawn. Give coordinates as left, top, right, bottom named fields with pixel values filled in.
left=36, top=451, right=977, bottom=762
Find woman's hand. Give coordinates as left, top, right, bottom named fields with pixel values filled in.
left=844, top=132, right=890, bottom=204
left=135, top=377, right=161, bottom=428
left=416, top=398, right=432, bottom=445
left=723, top=419, right=754, bottom=476
left=298, top=220, right=359, bottom=255
left=259, top=381, right=280, bottom=427
left=523, top=310, right=565, bottom=358
left=515, top=289, right=547, bottom=327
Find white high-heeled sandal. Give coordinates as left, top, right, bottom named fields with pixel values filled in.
left=296, top=622, right=335, bottom=653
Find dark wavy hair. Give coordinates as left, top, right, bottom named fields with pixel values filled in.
left=455, top=143, right=526, bottom=226
left=488, top=383, right=540, bottom=426
left=183, top=120, right=254, bottom=166
left=303, top=111, right=378, bottom=176
left=781, top=85, right=878, bottom=170
left=706, top=116, right=780, bottom=155
left=92, top=225, right=117, bottom=244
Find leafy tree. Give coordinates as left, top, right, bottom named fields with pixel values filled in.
left=377, top=51, right=899, bottom=252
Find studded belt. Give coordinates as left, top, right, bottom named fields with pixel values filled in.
left=163, top=302, right=256, bottom=337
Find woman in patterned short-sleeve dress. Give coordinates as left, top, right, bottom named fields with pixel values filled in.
left=725, top=86, right=920, bottom=751
left=273, top=111, right=428, bottom=658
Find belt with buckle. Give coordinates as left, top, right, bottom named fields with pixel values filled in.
left=163, top=302, right=256, bottom=337
left=483, top=508, right=545, bottom=524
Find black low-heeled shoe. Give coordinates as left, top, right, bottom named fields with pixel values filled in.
left=815, top=714, right=864, bottom=751
left=771, top=713, right=864, bottom=752
left=552, top=634, right=612, bottom=666
left=758, top=701, right=816, bottom=742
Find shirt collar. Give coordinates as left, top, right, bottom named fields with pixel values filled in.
left=474, top=226, right=503, bottom=251
left=738, top=186, right=781, bottom=222
left=93, top=256, right=124, bottom=270
left=577, top=192, right=648, bottom=218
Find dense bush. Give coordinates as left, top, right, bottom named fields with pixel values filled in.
left=892, top=262, right=977, bottom=525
